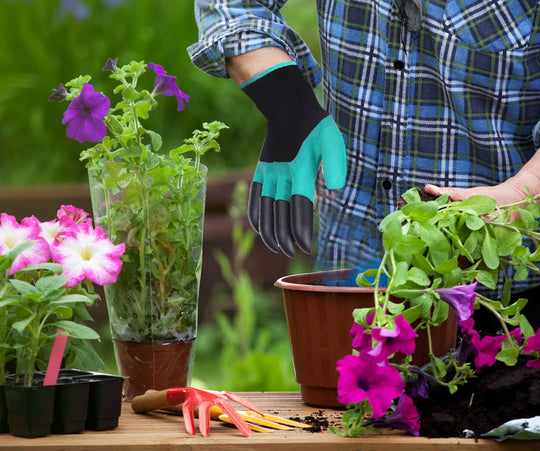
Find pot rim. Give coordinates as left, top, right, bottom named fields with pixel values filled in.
left=275, top=268, right=384, bottom=293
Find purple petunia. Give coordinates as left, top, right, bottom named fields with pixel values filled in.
left=62, top=83, right=110, bottom=143
left=366, top=394, right=421, bottom=436
left=435, top=281, right=478, bottom=323
left=336, top=352, right=404, bottom=419
left=459, top=318, right=505, bottom=371
left=368, top=314, right=418, bottom=360
left=147, top=62, right=190, bottom=112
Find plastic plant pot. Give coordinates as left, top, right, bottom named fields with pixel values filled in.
left=51, top=378, right=90, bottom=434
left=0, top=384, right=8, bottom=434
left=83, top=374, right=124, bottom=431
left=4, top=383, right=56, bottom=438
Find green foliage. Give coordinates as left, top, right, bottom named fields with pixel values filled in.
left=0, top=248, right=101, bottom=386
left=0, top=0, right=318, bottom=187
left=193, top=181, right=298, bottom=391
left=338, top=188, right=540, bottom=437
left=61, top=60, right=229, bottom=341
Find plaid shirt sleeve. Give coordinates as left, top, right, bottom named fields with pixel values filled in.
left=187, top=0, right=322, bottom=87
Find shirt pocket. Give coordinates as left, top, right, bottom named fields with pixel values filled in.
left=442, top=0, right=538, bottom=52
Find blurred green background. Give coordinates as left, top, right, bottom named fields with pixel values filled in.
left=0, top=0, right=320, bottom=187
left=0, top=0, right=320, bottom=391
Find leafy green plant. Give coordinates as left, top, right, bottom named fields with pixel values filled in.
left=54, top=60, right=228, bottom=341
left=0, top=206, right=123, bottom=386
left=194, top=181, right=298, bottom=391
left=334, top=188, right=540, bottom=436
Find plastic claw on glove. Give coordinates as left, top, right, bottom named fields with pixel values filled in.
left=132, top=386, right=264, bottom=437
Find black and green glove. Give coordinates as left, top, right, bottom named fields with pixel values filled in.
left=241, top=62, right=347, bottom=257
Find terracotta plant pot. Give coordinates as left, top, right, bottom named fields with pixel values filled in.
left=115, top=340, right=195, bottom=400
left=275, top=269, right=458, bottom=408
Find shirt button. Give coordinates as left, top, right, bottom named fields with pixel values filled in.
left=393, top=60, right=405, bottom=70
left=382, top=180, right=392, bottom=190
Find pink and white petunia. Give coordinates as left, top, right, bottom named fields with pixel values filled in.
left=0, top=213, right=50, bottom=274
left=50, top=222, right=125, bottom=287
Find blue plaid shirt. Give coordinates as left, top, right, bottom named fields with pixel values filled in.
left=189, top=0, right=540, bottom=294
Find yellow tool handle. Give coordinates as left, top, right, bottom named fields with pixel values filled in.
left=132, top=389, right=170, bottom=413
left=161, top=403, right=224, bottom=420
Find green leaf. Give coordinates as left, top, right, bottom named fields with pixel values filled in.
left=9, top=279, right=39, bottom=296
left=51, top=294, right=95, bottom=306
left=12, top=316, right=34, bottom=334
left=395, top=235, right=426, bottom=256
left=390, top=261, right=409, bottom=289
left=407, top=267, right=431, bottom=287
left=516, top=208, right=538, bottom=230
left=381, top=216, right=402, bottom=250
left=433, top=256, right=458, bottom=274
left=352, top=308, right=375, bottom=326
left=35, top=275, right=68, bottom=293
left=465, top=214, right=484, bottom=231
left=481, top=234, right=499, bottom=270
left=53, top=320, right=100, bottom=340
left=401, top=188, right=421, bottom=204
left=401, top=201, right=439, bottom=222
left=496, top=347, right=519, bottom=366
left=147, top=130, right=162, bottom=151
left=475, top=269, right=497, bottom=289
left=456, top=195, right=497, bottom=215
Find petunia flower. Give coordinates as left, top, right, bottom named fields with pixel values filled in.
left=471, top=332, right=505, bottom=372
left=62, top=82, right=110, bottom=143
left=523, top=329, right=540, bottom=369
left=368, top=315, right=418, bottom=360
left=350, top=312, right=374, bottom=351
left=0, top=214, right=50, bottom=274
left=456, top=318, right=479, bottom=365
left=336, top=352, right=404, bottom=419
left=409, top=366, right=430, bottom=399
left=434, top=281, right=478, bottom=323
left=57, top=205, right=91, bottom=227
left=147, top=62, right=190, bottom=111
left=365, top=394, right=420, bottom=436
left=50, top=221, right=125, bottom=287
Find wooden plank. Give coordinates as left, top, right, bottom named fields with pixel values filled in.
left=0, top=392, right=532, bottom=450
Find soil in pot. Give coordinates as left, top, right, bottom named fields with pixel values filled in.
left=411, top=359, right=540, bottom=438
left=115, top=339, right=195, bottom=401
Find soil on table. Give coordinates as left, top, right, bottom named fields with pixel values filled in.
left=411, top=359, right=540, bottom=438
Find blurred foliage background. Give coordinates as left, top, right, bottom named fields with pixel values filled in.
left=0, top=0, right=320, bottom=187
left=0, top=0, right=320, bottom=391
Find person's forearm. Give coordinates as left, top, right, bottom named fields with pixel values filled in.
left=226, top=47, right=292, bottom=86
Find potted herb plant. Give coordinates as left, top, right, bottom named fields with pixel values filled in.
left=51, top=59, right=227, bottom=400
left=0, top=206, right=124, bottom=437
left=329, top=188, right=540, bottom=438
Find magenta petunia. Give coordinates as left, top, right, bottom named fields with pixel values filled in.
left=368, top=315, right=418, bottom=360
left=336, top=352, right=404, bottom=419
left=523, top=329, right=540, bottom=369
left=50, top=221, right=125, bottom=287
left=147, top=62, right=190, bottom=111
left=366, top=394, right=420, bottom=436
left=471, top=332, right=505, bottom=371
left=0, top=213, right=50, bottom=274
left=350, top=312, right=374, bottom=351
left=62, top=82, right=110, bottom=143
left=435, top=281, right=478, bottom=323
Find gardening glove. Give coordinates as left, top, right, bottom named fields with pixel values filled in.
left=241, top=62, right=347, bottom=257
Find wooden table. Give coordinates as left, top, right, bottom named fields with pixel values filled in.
left=0, top=392, right=533, bottom=450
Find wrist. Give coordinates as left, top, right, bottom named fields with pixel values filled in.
left=226, top=47, right=292, bottom=86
